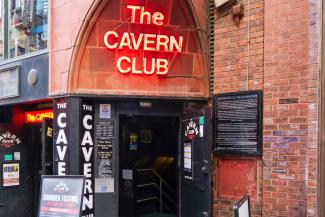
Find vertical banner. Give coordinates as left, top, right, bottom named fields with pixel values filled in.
left=80, top=101, right=95, bottom=217
left=53, top=98, right=70, bottom=175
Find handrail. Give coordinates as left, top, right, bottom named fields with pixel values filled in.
left=137, top=182, right=176, bottom=204
left=136, top=168, right=177, bottom=214
left=137, top=182, right=159, bottom=188
left=137, top=197, right=159, bottom=203
left=136, top=197, right=176, bottom=214
left=162, top=191, right=176, bottom=205
left=137, top=168, right=176, bottom=195
left=163, top=203, right=175, bottom=214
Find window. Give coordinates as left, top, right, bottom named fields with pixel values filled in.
left=0, top=0, right=48, bottom=60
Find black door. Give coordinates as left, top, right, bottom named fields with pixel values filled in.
left=181, top=104, right=211, bottom=217
left=0, top=125, right=31, bottom=217
left=41, top=118, right=53, bottom=175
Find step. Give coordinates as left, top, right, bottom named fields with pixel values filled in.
left=140, top=213, right=177, bottom=217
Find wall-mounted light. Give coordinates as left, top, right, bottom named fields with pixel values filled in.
left=138, top=101, right=152, bottom=108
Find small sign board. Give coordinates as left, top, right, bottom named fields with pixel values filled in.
left=215, top=90, right=263, bottom=156
left=38, top=175, right=85, bottom=217
left=234, top=195, right=251, bottom=217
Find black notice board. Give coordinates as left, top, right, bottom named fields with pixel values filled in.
left=214, top=90, right=263, bottom=156
left=38, top=175, right=85, bottom=217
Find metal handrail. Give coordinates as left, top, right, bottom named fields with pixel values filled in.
left=137, top=168, right=176, bottom=195
left=136, top=168, right=177, bottom=214
left=136, top=196, right=176, bottom=214
left=137, top=182, right=159, bottom=189
left=137, top=197, right=159, bottom=203
left=163, top=203, right=175, bottom=214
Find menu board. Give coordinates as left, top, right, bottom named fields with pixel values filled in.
left=96, top=120, right=114, bottom=193
left=97, top=140, right=113, bottom=177
left=215, top=91, right=262, bottom=156
left=38, top=176, right=85, bottom=217
left=95, top=121, right=114, bottom=139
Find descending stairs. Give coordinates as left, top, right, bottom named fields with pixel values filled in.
left=134, top=156, right=177, bottom=217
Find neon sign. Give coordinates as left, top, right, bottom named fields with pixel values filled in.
left=104, top=5, right=184, bottom=75
left=25, top=110, right=54, bottom=124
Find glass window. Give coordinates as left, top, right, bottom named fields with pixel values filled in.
left=0, top=0, right=48, bottom=59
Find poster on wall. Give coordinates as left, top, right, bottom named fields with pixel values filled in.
left=38, top=176, right=85, bottom=217
left=183, top=140, right=193, bottom=180
left=99, top=104, right=111, bottom=119
left=3, top=163, right=19, bottom=187
left=98, top=140, right=113, bottom=178
left=129, top=133, right=138, bottom=151
left=215, top=91, right=263, bottom=156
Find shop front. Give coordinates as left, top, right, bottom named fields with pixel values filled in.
left=0, top=54, right=52, bottom=217
left=50, top=0, right=212, bottom=216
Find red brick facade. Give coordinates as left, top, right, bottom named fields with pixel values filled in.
left=50, top=0, right=321, bottom=216
left=213, top=0, right=320, bottom=216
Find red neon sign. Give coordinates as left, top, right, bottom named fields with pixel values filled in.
left=25, top=110, right=53, bottom=124
left=103, top=5, right=184, bottom=76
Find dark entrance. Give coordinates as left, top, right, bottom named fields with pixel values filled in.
left=0, top=110, right=53, bottom=217
left=119, top=115, right=179, bottom=217
left=0, top=124, right=42, bottom=217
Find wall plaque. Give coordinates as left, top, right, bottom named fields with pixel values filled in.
left=215, top=91, right=263, bottom=156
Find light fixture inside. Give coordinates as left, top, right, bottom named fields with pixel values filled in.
left=138, top=101, right=152, bottom=108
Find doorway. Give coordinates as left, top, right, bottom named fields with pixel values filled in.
left=118, top=115, right=179, bottom=217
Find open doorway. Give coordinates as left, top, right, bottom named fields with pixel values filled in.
left=119, top=115, right=179, bottom=217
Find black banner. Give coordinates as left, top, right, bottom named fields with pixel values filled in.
left=215, top=91, right=263, bottom=156
left=53, top=98, right=70, bottom=175
left=38, top=176, right=85, bottom=217
left=80, top=102, right=95, bottom=217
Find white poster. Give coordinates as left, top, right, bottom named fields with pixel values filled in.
left=3, top=163, right=19, bottom=187
left=100, top=104, right=111, bottom=119
left=95, top=178, right=114, bottom=193
left=14, top=152, right=20, bottom=161
left=122, top=169, right=133, bottom=180
left=184, top=145, right=192, bottom=170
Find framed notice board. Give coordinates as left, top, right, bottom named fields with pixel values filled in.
left=214, top=91, right=263, bottom=156
left=38, top=175, right=85, bottom=217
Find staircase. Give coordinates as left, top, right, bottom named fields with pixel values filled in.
left=135, top=157, right=177, bottom=217
left=140, top=213, right=177, bottom=217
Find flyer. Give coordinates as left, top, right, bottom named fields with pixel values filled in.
left=3, top=163, right=19, bottom=187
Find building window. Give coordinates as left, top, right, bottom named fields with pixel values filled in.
left=0, top=0, right=48, bottom=60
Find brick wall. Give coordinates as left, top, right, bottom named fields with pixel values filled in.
left=263, top=0, right=319, bottom=216
left=213, top=0, right=320, bottom=216
left=213, top=0, right=264, bottom=216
